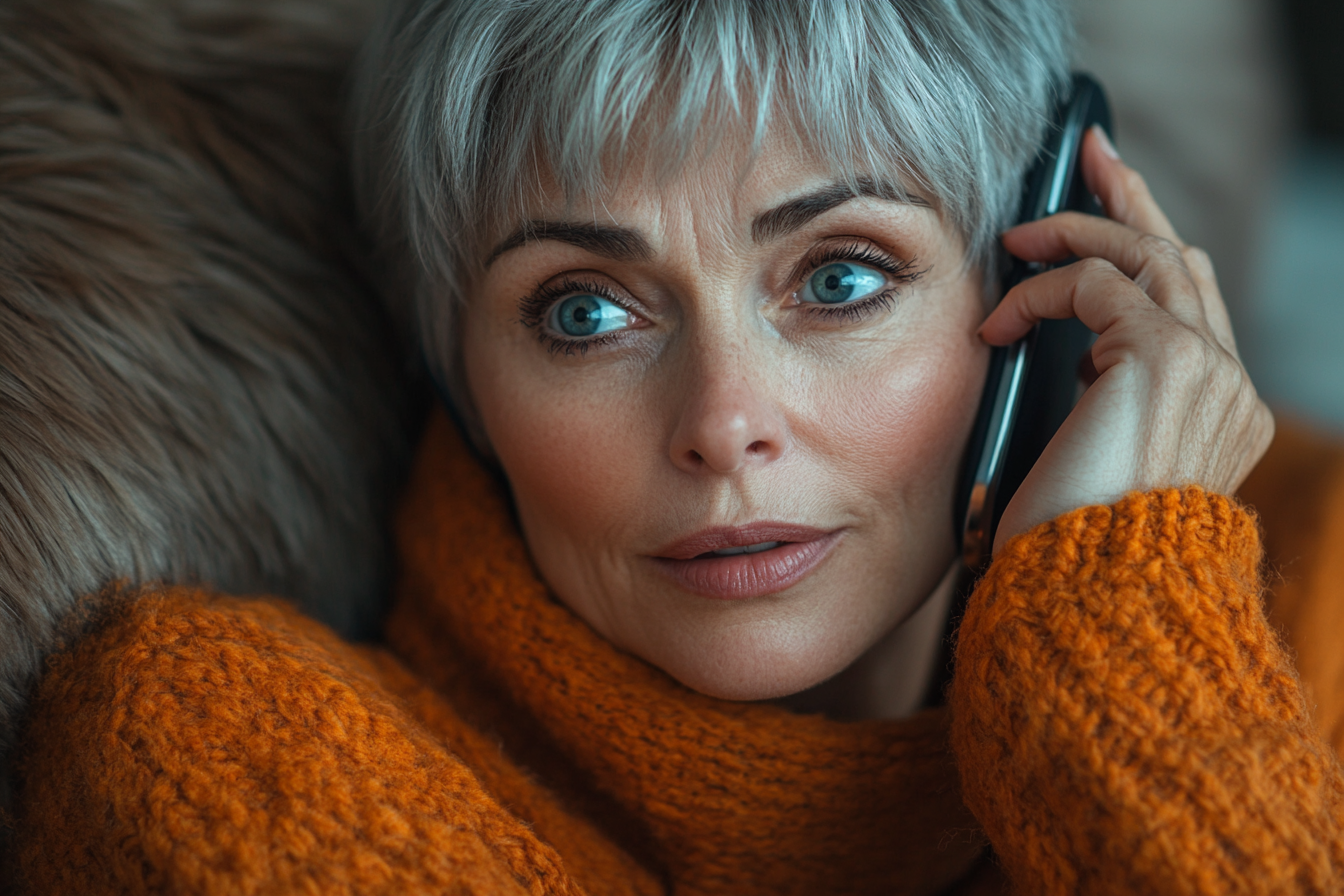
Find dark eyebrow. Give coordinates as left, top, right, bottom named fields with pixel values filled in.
left=486, top=220, right=654, bottom=266
left=751, top=178, right=930, bottom=243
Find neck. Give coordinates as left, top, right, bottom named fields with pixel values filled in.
left=777, top=561, right=962, bottom=720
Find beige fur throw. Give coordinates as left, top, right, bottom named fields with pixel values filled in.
left=0, top=0, right=410, bottom=749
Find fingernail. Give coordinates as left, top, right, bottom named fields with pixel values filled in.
left=1092, top=125, right=1120, bottom=160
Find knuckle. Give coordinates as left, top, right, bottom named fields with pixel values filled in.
left=1074, top=256, right=1123, bottom=286
left=1187, top=341, right=1262, bottom=415
left=1158, top=326, right=1212, bottom=377
left=1136, top=233, right=1184, bottom=268
left=1182, top=245, right=1212, bottom=270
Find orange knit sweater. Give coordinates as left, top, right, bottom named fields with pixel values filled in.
left=7, top=412, right=1344, bottom=895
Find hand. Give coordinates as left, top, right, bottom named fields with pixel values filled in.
left=981, top=126, right=1275, bottom=555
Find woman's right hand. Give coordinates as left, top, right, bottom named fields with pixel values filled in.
left=980, top=126, right=1275, bottom=554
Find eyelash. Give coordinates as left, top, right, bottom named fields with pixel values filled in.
left=793, top=242, right=923, bottom=322
left=516, top=278, right=631, bottom=356
left=516, top=242, right=925, bottom=354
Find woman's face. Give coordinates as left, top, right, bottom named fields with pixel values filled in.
left=462, top=132, right=989, bottom=701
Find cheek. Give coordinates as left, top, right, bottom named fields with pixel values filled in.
left=798, top=319, right=989, bottom=519
left=499, top=396, right=650, bottom=533
left=463, top=320, right=652, bottom=560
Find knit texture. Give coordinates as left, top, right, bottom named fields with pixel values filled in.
left=9, top=589, right=586, bottom=895
left=8, top=410, right=1344, bottom=894
left=951, top=487, right=1344, bottom=894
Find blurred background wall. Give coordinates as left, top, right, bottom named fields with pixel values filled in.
left=1072, top=0, right=1344, bottom=432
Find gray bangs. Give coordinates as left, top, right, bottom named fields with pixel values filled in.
left=350, top=0, right=1072, bottom=426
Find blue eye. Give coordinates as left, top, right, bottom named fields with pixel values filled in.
left=549, top=294, right=633, bottom=337
left=802, top=262, right=886, bottom=305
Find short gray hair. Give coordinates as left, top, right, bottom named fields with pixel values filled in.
left=349, top=0, right=1072, bottom=433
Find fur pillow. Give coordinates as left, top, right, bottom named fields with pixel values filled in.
left=0, top=0, right=409, bottom=747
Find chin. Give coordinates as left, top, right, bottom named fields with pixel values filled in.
left=643, top=611, right=867, bottom=702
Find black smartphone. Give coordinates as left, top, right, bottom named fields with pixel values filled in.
left=953, top=73, right=1113, bottom=569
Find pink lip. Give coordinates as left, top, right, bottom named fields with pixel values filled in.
left=650, top=523, right=843, bottom=600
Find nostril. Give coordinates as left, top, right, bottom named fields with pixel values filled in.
left=746, top=440, right=768, bottom=456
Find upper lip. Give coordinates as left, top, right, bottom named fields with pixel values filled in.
left=653, top=522, right=835, bottom=560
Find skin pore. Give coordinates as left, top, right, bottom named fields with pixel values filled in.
left=461, top=131, right=989, bottom=717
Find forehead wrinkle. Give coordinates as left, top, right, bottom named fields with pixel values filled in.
left=686, top=171, right=744, bottom=275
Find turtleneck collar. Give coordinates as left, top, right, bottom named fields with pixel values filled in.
left=385, top=410, right=985, bottom=895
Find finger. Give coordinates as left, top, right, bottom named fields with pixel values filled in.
left=979, top=256, right=1165, bottom=348
left=1081, top=126, right=1183, bottom=245
left=1002, top=212, right=1206, bottom=328
left=1182, top=245, right=1240, bottom=359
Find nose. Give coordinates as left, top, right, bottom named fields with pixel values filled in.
left=667, top=348, right=787, bottom=475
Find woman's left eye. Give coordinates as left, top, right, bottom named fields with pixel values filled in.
left=799, top=262, right=887, bottom=305
left=547, top=293, right=635, bottom=337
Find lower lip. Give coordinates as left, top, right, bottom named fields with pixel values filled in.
left=650, top=531, right=843, bottom=600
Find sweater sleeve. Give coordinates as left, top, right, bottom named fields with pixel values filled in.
left=6, top=587, right=582, bottom=896
left=949, top=487, right=1344, bottom=896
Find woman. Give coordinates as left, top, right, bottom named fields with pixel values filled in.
left=8, top=0, right=1343, bottom=893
